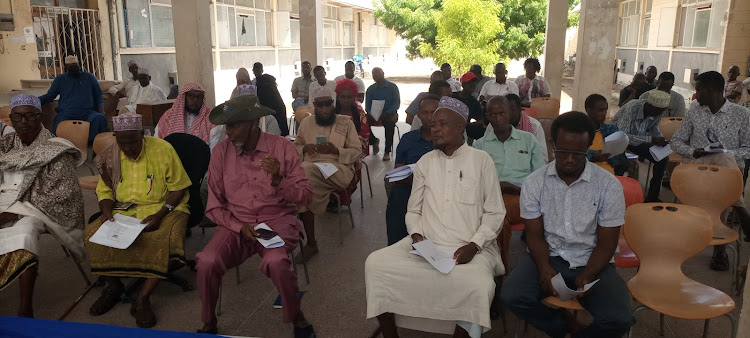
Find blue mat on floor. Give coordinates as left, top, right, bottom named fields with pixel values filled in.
left=0, top=316, right=210, bottom=337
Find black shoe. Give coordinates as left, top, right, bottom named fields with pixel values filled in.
left=294, top=325, right=317, bottom=338
left=710, top=251, right=729, bottom=271
left=644, top=196, right=662, bottom=203
left=661, top=180, right=671, bottom=190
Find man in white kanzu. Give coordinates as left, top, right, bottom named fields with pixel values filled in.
left=365, top=96, right=506, bottom=338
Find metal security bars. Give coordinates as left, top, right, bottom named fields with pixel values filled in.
left=32, top=6, right=104, bottom=79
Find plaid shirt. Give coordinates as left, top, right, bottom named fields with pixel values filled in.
left=610, top=99, right=663, bottom=146
left=671, top=100, right=750, bottom=167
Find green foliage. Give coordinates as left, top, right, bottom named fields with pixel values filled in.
left=374, top=0, right=582, bottom=66
left=419, top=0, right=502, bottom=74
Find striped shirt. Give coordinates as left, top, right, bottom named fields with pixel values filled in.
left=610, top=99, right=663, bottom=146
left=671, top=100, right=750, bottom=167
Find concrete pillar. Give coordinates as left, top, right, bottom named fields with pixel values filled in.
left=571, top=0, right=619, bottom=111
left=299, top=0, right=323, bottom=66
left=543, top=0, right=568, bottom=100
left=172, top=0, right=216, bottom=107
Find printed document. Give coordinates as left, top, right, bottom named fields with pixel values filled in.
left=89, top=214, right=147, bottom=250
left=602, top=131, right=629, bottom=158
left=255, top=223, right=285, bottom=249
left=314, top=163, right=339, bottom=179
left=649, top=144, right=673, bottom=162
left=412, top=240, right=456, bottom=274
left=551, top=273, right=599, bottom=301
left=370, top=100, right=386, bottom=121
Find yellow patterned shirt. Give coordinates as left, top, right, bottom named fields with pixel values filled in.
left=96, top=136, right=191, bottom=219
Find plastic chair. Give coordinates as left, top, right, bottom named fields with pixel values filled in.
left=56, top=120, right=90, bottom=162
left=530, top=97, right=560, bottom=119
left=0, top=105, right=11, bottom=126
left=642, top=117, right=685, bottom=194
left=78, top=132, right=116, bottom=190
left=329, top=160, right=361, bottom=243
left=671, top=164, right=744, bottom=294
left=626, top=203, right=736, bottom=338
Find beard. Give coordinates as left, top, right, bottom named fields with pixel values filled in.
left=67, top=66, right=81, bottom=78
left=315, top=113, right=336, bottom=126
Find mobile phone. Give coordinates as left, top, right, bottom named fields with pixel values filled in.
left=316, top=135, right=327, bottom=144
left=255, top=228, right=278, bottom=240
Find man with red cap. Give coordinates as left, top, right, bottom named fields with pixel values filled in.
left=453, top=72, right=485, bottom=141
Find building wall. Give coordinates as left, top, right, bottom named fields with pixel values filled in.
left=616, top=49, right=637, bottom=75
left=672, top=51, right=720, bottom=88
left=0, top=0, right=41, bottom=92
left=719, top=0, right=750, bottom=84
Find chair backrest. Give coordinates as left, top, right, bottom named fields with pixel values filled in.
left=522, top=107, right=538, bottom=118
left=0, top=105, right=11, bottom=126
left=671, top=164, right=743, bottom=230
left=56, top=120, right=90, bottom=162
left=164, top=133, right=211, bottom=228
left=625, top=203, right=712, bottom=283
left=659, top=117, right=684, bottom=140
left=616, top=176, right=643, bottom=208
left=294, top=105, right=312, bottom=124
left=530, top=97, right=560, bottom=119
left=92, top=132, right=116, bottom=155
left=537, top=117, right=554, bottom=161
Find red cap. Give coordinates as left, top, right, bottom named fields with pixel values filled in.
left=460, top=72, right=477, bottom=83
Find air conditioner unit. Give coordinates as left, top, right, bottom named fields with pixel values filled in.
left=636, top=62, right=644, bottom=73
left=684, top=68, right=699, bottom=84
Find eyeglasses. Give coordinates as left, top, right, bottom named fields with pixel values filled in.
left=552, top=145, right=588, bottom=159
left=314, top=99, right=334, bottom=108
left=9, top=112, right=42, bottom=122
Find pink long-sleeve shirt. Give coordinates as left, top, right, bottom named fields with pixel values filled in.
left=206, top=132, right=312, bottom=233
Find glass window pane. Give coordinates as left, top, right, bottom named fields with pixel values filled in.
left=265, top=12, right=273, bottom=46
left=692, top=9, right=710, bottom=47
left=641, top=18, right=650, bottom=46
left=218, top=5, right=237, bottom=47
left=236, top=0, right=253, bottom=7
left=291, top=0, right=299, bottom=15
left=59, top=0, right=86, bottom=8
left=237, top=14, right=256, bottom=46
left=344, top=22, right=352, bottom=46
left=256, top=13, right=267, bottom=46
left=645, top=0, right=653, bottom=13
left=125, top=0, right=152, bottom=47
left=31, top=0, right=56, bottom=5
left=290, top=18, right=300, bottom=45
left=151, top=6, right=174, bottom=47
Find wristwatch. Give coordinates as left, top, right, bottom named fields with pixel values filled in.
left=472, top=242, right=482, bottom=253
left=163, top=203, right=175, bottom=212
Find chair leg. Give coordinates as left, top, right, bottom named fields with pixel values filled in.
left=726, top=243, right=738, bottom=294
left=702, top=318, right=710, bottom=338
left=514, top=318, right=522, bottom=338
left=644, top=162, right=654, bottom=197
left=628, top=304, right=649, bottom=338
left=299, top=239, right=310, bottom=285
left=735, top=239, right=742, bottom=295
left=235, top=266, right=241, bottom=285
left=69, top=252, right=92, bottom=286
left=335, top=194, right=343, bottom=244
left=360, top=177, right=364, bottom=209
left=217, top=284, right=222, bottom=316
left=363, top=162, right=373, bottom=197
left=659, top=313, right=665, bottom=336
left=396, top=125, right=401, bottom=140
left=724, top=313, right=737, bottom=338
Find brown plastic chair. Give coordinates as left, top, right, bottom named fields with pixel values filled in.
left=537, top=118, right=554, bottom=161
left=78, top=132, right=116, bottom=190
left=530, top=97, right=560, bottom=119
left=625, top=203, right=736, bottom=338
left=0, top=105, right=11, bottom=126
left=671, top=164, right=743, bottom=293
left=56, top=120, right=90, bottom=162
left=658, top=117, right=684, bottom=140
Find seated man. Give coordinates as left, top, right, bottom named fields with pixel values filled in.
left=118, top=68, right=167, bottom=115
left=384, top=94, right=438, bottom=245
left=478, top=62, right=519, bottom=103
left=671, top=70, right=750, bottom=271
left=409, top=79, right=452, bottom=131
left=618, top=73, right=649, bottom=107
left=610, top=90, right=669, bottom=202
left=490, top=94, right=548, bottom=162
left=501, top=111, right=633, bottom=338
left=639, top=72, right=686, bottom=118
left=0, top=94, right=84, bottom=318
left=585, top=94, right=627, bottom=175
left=107, top=60, right=140, bottom=112
left=39, top=55, right=107, bottom=143
left=196, top=95, right=315, bottom=336
left=156, top=83, right=220, bottom=149
left=291, top=61, right=314, bottom=112
left=334, top=61, right=366, bottom=102
left=453, top=72, right=485, bottom=141
left=474, top=96, right=544, bottom=228
left=85, top=113, right=191, bottom=328
left=294, top=87, right=362, bottom=261
left=366, top=97, right=506, bottom=338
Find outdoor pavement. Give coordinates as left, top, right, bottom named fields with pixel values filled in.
left=0, top=74, right=743, bottom=337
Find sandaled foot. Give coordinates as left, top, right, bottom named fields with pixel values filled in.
left=294, top=244, right=319, bottom=263
left=131, top=299, right=157, bottom=328
left=710, top=251, right=729, bottom=271
left=294, top=325, right=317, bottom=338
left=89, top=284, right=122, bottom=316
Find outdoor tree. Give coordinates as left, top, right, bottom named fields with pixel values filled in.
left=418, top=0, right=502, bottom=74
left=374, top=0, right=581, bottom=69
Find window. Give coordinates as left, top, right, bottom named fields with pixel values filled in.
left=679, top=0, right=728, bottom=48
left=215, top=0, right=272, bottom=48
left=618, top=0, right=640, bottom=47
left=290, top=18, right=300, bottom=45
left=641, top=18, right=650, bottom=46
left=121, top=0, right=175, bottom=48
left=343, top=22, right=353, bottom=46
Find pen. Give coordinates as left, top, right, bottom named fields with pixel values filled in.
left=460, top=171, right=462, bottom=181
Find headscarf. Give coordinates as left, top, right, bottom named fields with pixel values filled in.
left=236, top=67, right=251, bottom=84
left=518, top=111, right=535, bottom=134
left=157, top=82, right=214, bottom=143
left=335, top=78, right=362, bottom=132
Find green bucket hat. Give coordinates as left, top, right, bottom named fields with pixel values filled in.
left=209, top=94, right=275, bottom=125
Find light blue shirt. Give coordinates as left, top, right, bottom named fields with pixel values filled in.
left=520, top=161, right=625, bottom=268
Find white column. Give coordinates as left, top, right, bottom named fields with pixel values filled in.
left=299, top=0, right=323, bottom=66
left=571, top=0, right=619, bottom=111
left=543, top=0, right=568, bottom=100
left=172, top=0, right=216, bottom=107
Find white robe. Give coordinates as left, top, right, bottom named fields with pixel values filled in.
left=110, top=78, right=139, bottom=110
left=365, top=143, right=506, bottom=335
left=123, top=83, right=167, bottom=113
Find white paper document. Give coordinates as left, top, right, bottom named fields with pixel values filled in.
left=314, top=163, right=339, bottom=179
left=703, top=142, right=727, bottom=153
left=254, top=223, right=285, bottom=249
left=551, top=273, right=600, bottom=301
left=385, top=164, right=416, bottom=182
left=602, top=131, right=629, bottom=158
left=649, top=144, right=673, bottom=162
left=89, top=214, right=147, bottom=249
left=370, top=100, right=386, bottom=121
left=412, top=240, right=456, bottom=274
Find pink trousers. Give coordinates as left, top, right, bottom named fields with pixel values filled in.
left=196, top=222, right=300, bottom=323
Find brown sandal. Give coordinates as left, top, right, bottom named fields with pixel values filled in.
left=130, top=300, right=157, bottom=328
left=89, top=285, right=122, bottom=316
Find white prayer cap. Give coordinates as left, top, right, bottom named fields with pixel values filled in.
left=137, top=67, right=149, bottom=76
left=64, top=55, right=79, bottom=64
left=645, top=89, right=670, bottom=109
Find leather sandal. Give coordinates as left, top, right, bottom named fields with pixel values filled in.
left=89, top=284, right=122, bottom=316
left=130, top=300, right=157, bottom=328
